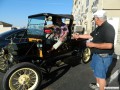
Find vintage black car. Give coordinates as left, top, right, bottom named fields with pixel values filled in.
left=0, top=13, right=91, bottom=90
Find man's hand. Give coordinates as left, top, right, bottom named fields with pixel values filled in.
left=72, top=33, right=79, bottom=39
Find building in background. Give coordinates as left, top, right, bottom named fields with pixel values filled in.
left=72, top=0, right=120, bottom=56
left=0, top=21, right=12, bottom=33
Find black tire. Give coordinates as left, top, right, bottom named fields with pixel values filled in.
left=81, top=48, right=91, bottom=64
left=2, top=62, right=42, bottom=90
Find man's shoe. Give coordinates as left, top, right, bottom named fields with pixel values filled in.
left=89, top=83, right=99, bottom=90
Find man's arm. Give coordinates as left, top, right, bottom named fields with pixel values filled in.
left=72, top=33, right=92, bottom=39
left=60, top=31, right=68, bottom=41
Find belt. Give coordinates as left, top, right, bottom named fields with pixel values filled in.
left=94, top=53, right=112, bottom=55
left=94, top=53, right=112, bottom=57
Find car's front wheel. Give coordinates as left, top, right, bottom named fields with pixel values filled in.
left=3, top=62, right=42, bottom=90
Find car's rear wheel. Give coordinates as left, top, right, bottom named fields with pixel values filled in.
left=3, top=62, right=42, bottom=90
left=81, top=48, right=91, bottom=64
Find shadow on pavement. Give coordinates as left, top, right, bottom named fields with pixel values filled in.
left=0, top=55, right=82, bottom=90
left=40, top=55, right=82, bottom=89
left=63, top=55, right=82, bottom=67
left=40, top=65, right=71, bottom=89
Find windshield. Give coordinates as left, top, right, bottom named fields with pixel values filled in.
left=27, top=16, right=45, bottom=38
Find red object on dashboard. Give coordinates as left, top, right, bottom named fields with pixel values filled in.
left=45, top=29, right=52, bottom=34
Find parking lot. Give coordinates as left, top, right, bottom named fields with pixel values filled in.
left=0, top=56, right=120, bottom=90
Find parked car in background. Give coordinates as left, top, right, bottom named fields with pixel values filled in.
left=0, top=29, right=27, bottom=49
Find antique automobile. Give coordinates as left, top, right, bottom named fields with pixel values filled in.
left=0, top=13, right=91, bottom=90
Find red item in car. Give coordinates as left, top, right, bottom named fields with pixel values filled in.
left=45, top=29, right=52, bottom=34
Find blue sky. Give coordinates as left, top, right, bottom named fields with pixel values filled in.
left=0, top=0, right=73, bottom=27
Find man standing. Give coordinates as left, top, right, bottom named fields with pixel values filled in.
left=72, top=10, right=115, bottom=90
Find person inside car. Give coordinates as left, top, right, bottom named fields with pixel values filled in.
left=46, top=17, right=69, bottom=51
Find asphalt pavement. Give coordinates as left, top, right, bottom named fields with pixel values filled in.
left=0, top=56, right=120, bottom=90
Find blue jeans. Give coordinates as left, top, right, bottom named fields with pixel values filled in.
left=91, top=53, right=113, bottom=79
